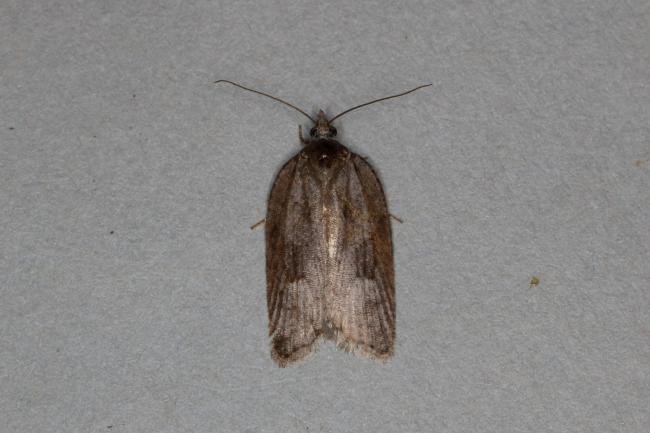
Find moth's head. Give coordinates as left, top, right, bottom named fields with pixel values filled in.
left=309, top=110, right=337, bottom=138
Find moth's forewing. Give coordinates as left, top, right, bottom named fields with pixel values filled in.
left=265, top=154, right=325, bottom=366
left=265, top=141, right=395, bottom=366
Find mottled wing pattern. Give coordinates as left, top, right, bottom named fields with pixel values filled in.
left=265, top=154, right=325, bottom=366
left=325, top=154, right=395, bottom=359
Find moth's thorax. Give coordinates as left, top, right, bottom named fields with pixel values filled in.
left=301, top=139, right=350, bottom=174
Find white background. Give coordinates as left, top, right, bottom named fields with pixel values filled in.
left=1, top=1, right=648, bottom=432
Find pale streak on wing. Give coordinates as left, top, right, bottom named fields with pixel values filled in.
left=323, top=154, right=395, bottom=359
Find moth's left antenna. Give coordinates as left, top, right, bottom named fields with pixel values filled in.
left=215, top=80, right=315, bottom=123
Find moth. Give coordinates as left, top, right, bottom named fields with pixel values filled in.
left=215, top=80, right=431, bottom=366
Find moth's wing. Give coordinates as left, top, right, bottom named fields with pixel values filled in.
left=327, top=154, right=396, bottom=359
left=265, top=154, right=324, bottom=366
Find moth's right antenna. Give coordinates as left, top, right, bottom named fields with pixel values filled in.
left=215, top=80, right=315, bottom=123
left=330, top=84, right=432, bottom=122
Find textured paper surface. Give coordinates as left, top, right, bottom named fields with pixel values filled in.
left=1, top=1, right=648, bottom=432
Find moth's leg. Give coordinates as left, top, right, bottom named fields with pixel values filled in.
left=390, top=213, right=403, bottom=224
left=250, top=218, right=266, bottom=230
left=299, top=125, right=309, bottom=145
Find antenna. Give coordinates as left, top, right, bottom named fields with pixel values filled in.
left=215, top=80, right=315, bottom=123
left=329, top=84, right=432, bottom=122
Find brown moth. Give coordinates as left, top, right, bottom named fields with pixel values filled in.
left=215, top=80, right=430, bottom=366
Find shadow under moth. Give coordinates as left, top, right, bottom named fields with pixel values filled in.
left=216, top=80, right=431, bottom=366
